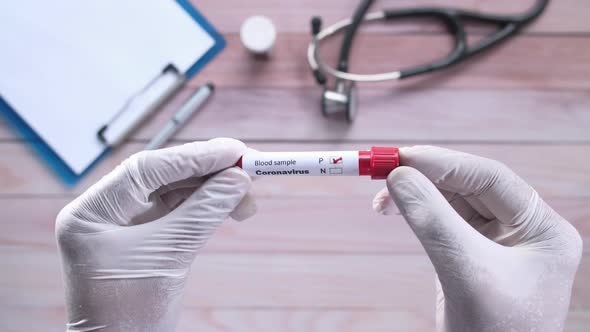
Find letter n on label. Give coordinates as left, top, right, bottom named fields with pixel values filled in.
left=321, top=168, right=326, bottom=174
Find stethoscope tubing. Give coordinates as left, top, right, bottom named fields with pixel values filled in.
left=308, top=0, right=549, bottom=83
left=308, top=11, right=404, bottom=82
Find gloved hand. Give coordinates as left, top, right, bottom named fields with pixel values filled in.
left=373, top=146, right=583, bottom=332
left=56, top=138, right=256, bottom=332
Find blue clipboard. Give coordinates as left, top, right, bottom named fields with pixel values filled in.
left=0, top=0, right=225, bottom=186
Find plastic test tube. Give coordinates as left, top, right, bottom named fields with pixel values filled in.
left=236, top=147, right=399, bottom=180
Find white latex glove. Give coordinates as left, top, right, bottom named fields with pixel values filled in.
left=56, top=138, right=256, bottom=332
left=373, top=146, right=582, bottom=332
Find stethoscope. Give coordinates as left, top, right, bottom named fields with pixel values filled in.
left=307, top=0, right=549, bottom=123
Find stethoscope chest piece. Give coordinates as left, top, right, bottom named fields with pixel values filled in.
left=322, top=81, right=357, bottom=123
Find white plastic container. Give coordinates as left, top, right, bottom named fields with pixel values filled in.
left=240, top=16, right=277, bottom=54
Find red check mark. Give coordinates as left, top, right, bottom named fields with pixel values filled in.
left=332, top=157, right=343, bottom=164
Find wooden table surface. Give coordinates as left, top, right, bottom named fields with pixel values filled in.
left=2, top=1, right=590, bottom=331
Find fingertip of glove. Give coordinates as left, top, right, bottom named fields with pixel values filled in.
left=218, top=167, right=252, bottom=189
left=372, top=187, right=397, bottom=216
left=230, top=193, right=257, bottom=222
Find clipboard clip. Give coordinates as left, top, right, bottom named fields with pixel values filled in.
left=97, top=64, right=185, bottom=147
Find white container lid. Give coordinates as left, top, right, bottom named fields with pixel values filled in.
left=240, top=16, right=276, bottom=54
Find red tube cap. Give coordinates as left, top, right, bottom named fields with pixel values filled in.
left=359, top=146, right=400, bottom=180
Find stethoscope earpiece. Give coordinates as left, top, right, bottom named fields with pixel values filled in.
left=311, top=16, right=322, bottom=36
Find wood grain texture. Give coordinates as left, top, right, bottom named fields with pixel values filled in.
left=2, top=197, right=589, bottom=254
left=0, top=142, right=587, bottom=198
left=1, top=307, right=589, bottom=332
left=1, top=245, right=436, bottom=309
left=188, top=34, right=590, bottom=89
left=0, top=307, right=435, bottom=332
left=176, top=309, right=434, bottom=332
left=2, top=88, right=589, bottom=142
left=2, top=246, right=590, bottom=328
left=178, top=309, right=590, bottom=332
left=3, top=245, right=590, bottom=310
left=126, top=88, right=590, bottom=143
left=194, top=0, right=590, bottom=34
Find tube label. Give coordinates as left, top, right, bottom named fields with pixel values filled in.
left=241, top=151, right=359, bottom=176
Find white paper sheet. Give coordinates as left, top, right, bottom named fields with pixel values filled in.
left=0, top=0, right=215, bottom=174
